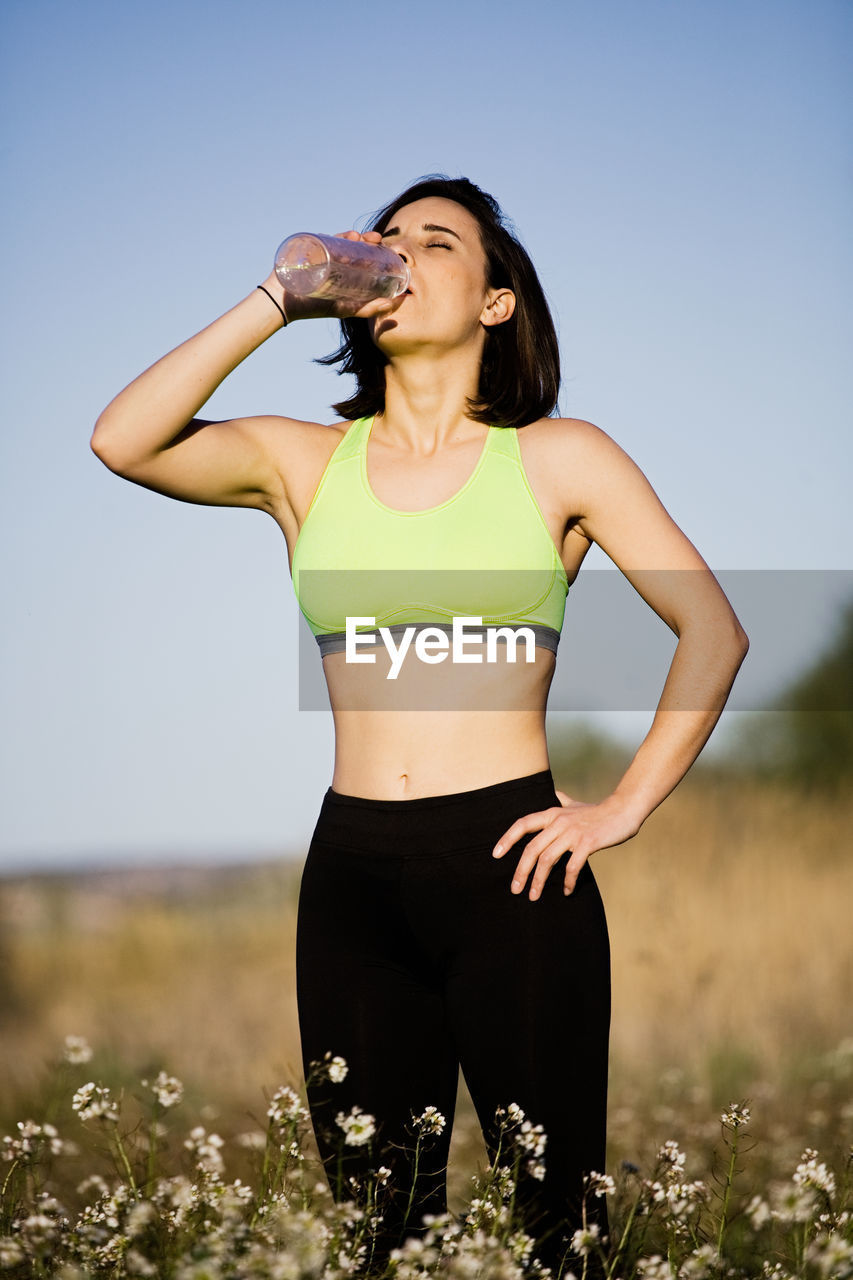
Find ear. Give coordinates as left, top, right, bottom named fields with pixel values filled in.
left=480, top=287, right=516, bottom=328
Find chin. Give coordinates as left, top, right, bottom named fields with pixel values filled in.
left=372, top=320, right=425, bottom=357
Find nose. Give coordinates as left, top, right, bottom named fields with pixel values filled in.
left=383, top=233, right=413, bottom=266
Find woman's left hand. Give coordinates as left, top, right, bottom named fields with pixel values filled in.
left=491, top=790, right=642, bottom=899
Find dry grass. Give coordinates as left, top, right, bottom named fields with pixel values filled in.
left=1, top=770, right=850, bottom=1210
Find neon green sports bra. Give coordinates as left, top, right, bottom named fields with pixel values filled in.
left=291, top=415, right=569, bottom=657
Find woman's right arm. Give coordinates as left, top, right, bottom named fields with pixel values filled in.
left=90, top=270, right=301, bottom=514
left=91, top=231, right=397, bottom=515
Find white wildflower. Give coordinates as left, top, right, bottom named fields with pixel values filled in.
left=570, top=1222, right=600, bottom=1256
left=657, top=1139, right=686, bottom=1171
left=413, top=1105, right=447, bottom=1136
left=262, top=1203, right=331, bottom=1271
left=236, top=1130, right=267, bottom=1150
left=326, top=1053, right=349, bottom=1083
left=20, top=1212, right=59, bottom=1251
left=663, top=1180, right=708, bottom=1216
left=62, top=1035, right=93, bottom=1065
left=152, top=1174, right=195, bottom=1224
left=2, top=1120, right=63, bottom=1163
left=125, top=1248, right=158, bottom=1278
left=805, top=1231, right=853, bottom=1277
left=126, top=1200, right=157, bottom=1237
left=681, top=1245, right=720, bottom=1279
left=721, top=1101, right=751, bottom=1128
left=526, top=1158, right=547, bottom=1181
left=507, top=1228, right=536, bottom=1264
left=515, top=1119, right=547, bottom=1158
left=183, top=1126, right=225, bottom=1174
left=77, top=1173, right=111, bottom=1200
left=769, top=1179, right=818, bottom=1223
left=96, top=1233, right=129, bottom=1265
left=506, top=1102, right=525, bottom=1124
left=335, top=1105, right=375, bottom=1146
left=747, top=1193, right=772, bottom=1229
left=637, top=1257, right=674, bottom=1280
left=72, top=1082, right=119, bottom=1124
left=0, top=1239, right=25, bottom=1266
left=585, top=1170, right=616, bottom=1198
left=267, top=1084, right=308, bottom=1126
left=793, top=1147, right=836, bottom=1196
left=147, top=1071, right=183, bottom=1109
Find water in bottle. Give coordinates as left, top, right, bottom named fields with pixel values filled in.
left=274, top=233, right=410, bottom=307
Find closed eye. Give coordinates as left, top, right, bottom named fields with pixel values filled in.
left=427, top=240, right=452, bottom=250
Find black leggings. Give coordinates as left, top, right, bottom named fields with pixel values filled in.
left=295, top=768, right=611, bottom=1274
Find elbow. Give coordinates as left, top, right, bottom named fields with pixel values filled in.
left=727, top=615, right=750, bottom=677
left=90, top=422, right=111, bottom=468
left=730, top=612, right=749, bottom=659
left=90, top=414, right=130, bottom=475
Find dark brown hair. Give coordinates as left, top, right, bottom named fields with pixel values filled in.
left=317, top=175, right=560, bottom=430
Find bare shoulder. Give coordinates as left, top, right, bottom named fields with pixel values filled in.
left=520, top=416, right=632, bottom=465
left=517, top=416, right=643, bottom=519
left=236, top=412, right=350, bottom=456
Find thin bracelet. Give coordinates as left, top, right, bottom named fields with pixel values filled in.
left=256, top=284, right=288, bottom=328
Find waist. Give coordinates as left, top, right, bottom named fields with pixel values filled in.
left=328, top=705, right=550, bottom=801
left=315, top=767, right=559, bottom=857
left=321, top=642, right=556, bottom=714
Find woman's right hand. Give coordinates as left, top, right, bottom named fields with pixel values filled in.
left=261, top=230, right=406, bottom=324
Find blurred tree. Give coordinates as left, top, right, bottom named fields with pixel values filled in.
left=546, top=717, right=632, bottom=797
left=726, top=597, right=853, bottom=792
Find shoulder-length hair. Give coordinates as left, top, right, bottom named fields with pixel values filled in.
left=316, top=175, right=560, bottom=430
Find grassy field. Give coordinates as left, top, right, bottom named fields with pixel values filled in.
left=1, top=767, right=851, bottom=1275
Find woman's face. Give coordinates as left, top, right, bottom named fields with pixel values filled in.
left=369, top=196, right=512, bottom=356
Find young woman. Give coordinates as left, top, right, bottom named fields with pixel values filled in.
left=92, top=175, right=748, bottom=1276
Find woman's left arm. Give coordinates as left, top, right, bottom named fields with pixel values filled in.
left=493, top=419, right=750, bottom=900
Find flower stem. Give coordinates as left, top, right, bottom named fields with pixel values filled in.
left=401, top=1134, right=422, bottom=1235
left=113, top=1128, right=139, bottom=1198
left=716, top=1128, right=740, bottom=1258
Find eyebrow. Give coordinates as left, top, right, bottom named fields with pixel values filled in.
left=381, top=222, right=463, bottom=242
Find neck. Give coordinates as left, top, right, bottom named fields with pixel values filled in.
left=377, top=345, right=487, bottom=450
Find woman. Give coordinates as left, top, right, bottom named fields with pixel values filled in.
left=92, top=175, right=748, bottom=1276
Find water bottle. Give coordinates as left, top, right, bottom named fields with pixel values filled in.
left=274, top=232, right=410, bottom=307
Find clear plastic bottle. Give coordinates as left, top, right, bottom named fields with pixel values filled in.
left=274, top=233, right=410, bottom=306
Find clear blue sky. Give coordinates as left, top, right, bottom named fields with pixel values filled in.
left=1, top=0, right=850, bottom=869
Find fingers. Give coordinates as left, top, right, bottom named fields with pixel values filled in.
left=555, top=788, right=574, bottom=807
left=562, top=848, right=590, bottom=897
left=350, top=291, right=405, bottom=320
left=514, top=834, right=591, bottom=900
left=333, top=229, right=383, bottom=242
left=492, top=810, right=552, bottom=859
left=492, top=805, right=595, bottom=901
left=492, top=808, right=569, bottom=901
left=511, top=828, right=571, bottom=898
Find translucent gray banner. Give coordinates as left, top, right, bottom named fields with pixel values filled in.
left=295, top=569, right=853, bottom=713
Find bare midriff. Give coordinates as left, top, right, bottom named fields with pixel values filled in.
left=322, top=644, right=556, bottom=799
